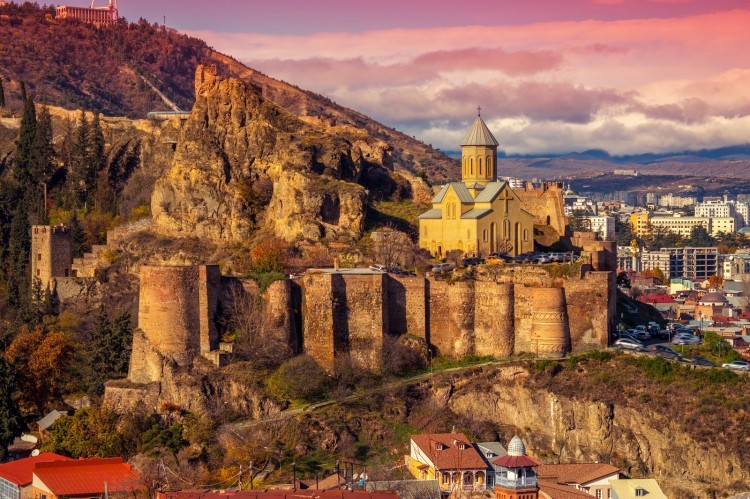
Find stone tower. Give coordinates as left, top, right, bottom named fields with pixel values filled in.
left=529, top=287, right=571, bottom=356
left=461, top=111, right=499, bottom=188
left=493, top=436, right=540, bottom=499
left=31, top=225, right=72, bottom=292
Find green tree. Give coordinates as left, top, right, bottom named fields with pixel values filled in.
left=0, top=358, right=23, bottom=460
left=86, top=309, right=133, bottom=395
left=688, top=225, right=716, bottom=247
left=6, top=205, right=30, bottom=309
left=266, top=355, right=330, bottom=403
left=0, top=77, right=5, bottom=108
left=68, top=213, right=87, bottom=257
left=13, top=89, right=36, bottom=193
left=69, top=110, right=90, bottom=207
left=89, top=111, right=106, bottom=175
left=31, top=104, right=55, bottom=220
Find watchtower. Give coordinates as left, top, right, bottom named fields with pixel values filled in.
left=31, top=225, right=73, bottom=291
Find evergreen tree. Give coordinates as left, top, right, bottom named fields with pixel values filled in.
left=69, top=213, right=87, bottom=258
left=0, top=77, right=5, bottom=108
left=89, top=111, right=106, bottom=175
left=31, top=104, right=54, bottom=220
left=6, top=205, right=30, bottom=309
left=111, top=311, right=132, bottom=376
left=20, top=81, right=26, bottom=103
left=688, top=225, right=716, bottom=247
left=0, top=358, right=23, bottom=460
left=13, top=90, right=36, bottom=193
left=69, top=110, right=90, bottom=207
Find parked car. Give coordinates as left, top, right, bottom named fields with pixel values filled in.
left=648, top=345, right=681, bottom=359
left=488, top=252, right=513, bottom=262
left=672, top=334, right=700, bottom=345
left=484, top=256, right=504, bottom=265
left=722, top=360, right=750, bottom=372
left=635, top=330, right=651, bottom=341
left=513, top=253, right=534, bottom=263
left=369, top=264, right=387, bottom=272
left=431, top=263, right=455, bottom=275
left=613, top=338, right=644, bottom=351
left=532, top=255, right=551, bottom=264
left=462, top=257, right=485, bottom=267
left=688, top=356, right=716, bottom=367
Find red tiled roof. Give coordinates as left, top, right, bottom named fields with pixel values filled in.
left=638, top=294, right=676, bottom=304
left=157, top=491, right=397, bottom=499
left=32, top=457, right=142, bottom=496
left=492, top=454, right=541, bottom=468
left=537, top=463, right=620, bottom=485
left=538, top=480, right=594, bottom=499
left=0, top=453, right=71, bottom=486
left=410, top=433, right=487, bottom=470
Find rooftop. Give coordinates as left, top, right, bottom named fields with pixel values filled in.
left=460, top=115, right=499, bottom=147
left=410, top=433, right=487, bottom=470
left=537, top=463, right=621, bottom=486
left=0, top=453, right=71, bottom=487
left=157, top=491, right=397, bottom=499
left=32, top=457, right=142, bottom=496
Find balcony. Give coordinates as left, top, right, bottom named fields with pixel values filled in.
left=495, top=476, right=537, bottom=489
left=461, top=484, right=486, bottom=491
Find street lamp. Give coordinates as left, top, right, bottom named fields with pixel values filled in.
left=292, top=462, right=297, bottom=491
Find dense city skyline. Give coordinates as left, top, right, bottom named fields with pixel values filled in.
left=91, top=1, right=750, bottom=154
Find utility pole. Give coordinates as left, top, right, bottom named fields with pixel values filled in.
left=238, top=464, right=242, bottom=490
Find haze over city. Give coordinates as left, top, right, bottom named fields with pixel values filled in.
left=111, top=0, right=750, bottom=155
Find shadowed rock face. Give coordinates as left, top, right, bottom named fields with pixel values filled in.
left=151, top=65, right=431, bottom=244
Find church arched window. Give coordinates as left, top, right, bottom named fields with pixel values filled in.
left=470, top=158, right=474, bottom=176
left=503, top=219, right=511, bottom=238
left=483, top=230, right=488, bottom=242
left=487, top=156, right=492, bottom=176
left=523, top=229, right=529, bottom=241
left=478, top=157, right=483, bottom=176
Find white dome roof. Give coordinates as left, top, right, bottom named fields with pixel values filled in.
left=507, top=435, right=526, bottom=457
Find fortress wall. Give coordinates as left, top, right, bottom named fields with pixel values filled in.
left=138, top=266, right=201, bottom=366
left=199, top=265, right=221, bottom=353
left=266, top=279, right=301, bottom=354
left=563, top=271, right=614, bottom=350
left=31, top=225, right=72, bottom=291
left=331, top=274, right=387, bottom=371
left=128, top=328, right=165, bottom=384
left=301, top=273, right=336, bottom=371
left=513, top=285, right=535, bottom=353
left=386, top=275, right=427, bottom=339
left=516, top=183, right=567, bottom=235
left=529, top=287, right=571, bottom=355
left=474, top=282, right=514, bottom=357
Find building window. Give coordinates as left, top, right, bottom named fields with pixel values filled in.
left=36, top=269, right=40, bottom=277
left=483, top=230, right=487, bottom=242
left=523, top=229, right=529, bottom=242
left=37, top=253, right=42, bottom=261
left=596, top=490, right=602, bottom=498
left=635, top=489, right=647, bottom=497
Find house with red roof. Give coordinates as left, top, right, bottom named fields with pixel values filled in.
left=30, top=457, right=143, bottom=499
left=637, top=294, right=677, bottom=315
left=0, top=453, right=71, bottom=499
left=406, top=432, right=489, bottom=492
left=537, top=463, right=621, bottom=498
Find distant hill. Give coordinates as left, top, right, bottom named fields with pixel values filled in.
left=0, top=3, right=458, bottom=182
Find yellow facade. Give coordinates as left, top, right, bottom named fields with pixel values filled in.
left=418, top=114, right=535, bottom=257
left=630, top=211, right=651, bottom=237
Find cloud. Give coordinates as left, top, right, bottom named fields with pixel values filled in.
left=189, top=8, right=750, bottom=155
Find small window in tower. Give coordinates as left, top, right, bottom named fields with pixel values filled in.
left=34, top=227, right=38, bottom=234
left=483, top=230, right=488, bottom=242
left=37, top=253, right=42, bottom=261
left=36, top=269, right=40, bottom=277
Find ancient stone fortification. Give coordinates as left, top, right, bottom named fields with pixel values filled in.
left=31, top=224, right=72, bottom=291
left=516, top=182, right=567, bottom=235
left=300, top=268, right=614, bottom=370
left=129, top=265, right=223, bottom=384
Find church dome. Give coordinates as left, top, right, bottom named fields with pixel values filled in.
left=461, top=115, right=499, bottom=147
left=699, top=292, right=727, bottom=304
left=507, top=435, right=526, bottom=456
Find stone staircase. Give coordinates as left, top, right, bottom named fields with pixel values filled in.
left=71, top=219, right=153, bottom=278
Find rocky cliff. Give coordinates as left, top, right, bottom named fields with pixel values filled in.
left=152, top=65, right=431, bottom=243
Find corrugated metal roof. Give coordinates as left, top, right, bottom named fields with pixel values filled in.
left=461, top=208, right=492, bottom=219
left=474, top=181, right=507, bottom=203
left=451, top=183, right=474, bottom=203
left=37, top=410, right=67, bottom=431
left=418, top=209, right=443, bottom=219
left=461, top=115, right=499, bottom=146
left=431, top=184, right=450, bottom=203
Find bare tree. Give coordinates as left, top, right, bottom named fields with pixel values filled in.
left=224, top=284, right=293, bottom=369
left=371, top=227, right=413, bottom=269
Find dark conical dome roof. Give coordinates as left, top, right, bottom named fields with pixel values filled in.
left=461, top=115, right=499, bottom=147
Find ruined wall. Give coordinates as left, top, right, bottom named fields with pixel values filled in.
left=199, top=265, right=221, bottom=353
left=474, top=282, right=514, bottom=357
left=31, top=225, right=72, bottom=291
left=386, top=276, right=427, bottom=339
left=563, top=272, right=615, bottom=351
left=516, top=183, right=567, bottom=235
left=301, top=272, right=387, bottom=372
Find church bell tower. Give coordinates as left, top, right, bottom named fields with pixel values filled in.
left=461, top=108, right=499, bottom=188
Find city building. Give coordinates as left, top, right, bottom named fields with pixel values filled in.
left=649, top=215, right=709, bottom=238
left=583, top=216, right=616, bottom=241
left=657, top=193, right=695, bottom=209
left=537, top=463, right=621, bottom=498
left=474, top=442, right=508, bottom=489
left=722, top=251, right=750, bottom=280
left=408, top=432, right=489, bottom=492
left=660, top=247, right=719, bottom=280
left=710, top=217, right=736, bottom=236
left=492, top=436, right=540, bottom=499
left=418, top=114, right=534, bottom=257
left=30, top=458, right=142, bottom=499
left=0, top=453, right=71, bottom=499
left=695, top=200, right=736, bottom=219
left=629, top=212, right=650, bottom=237
left=55, top=0, right=119, bottom=26
left=609, top=479, right=667, bottom=499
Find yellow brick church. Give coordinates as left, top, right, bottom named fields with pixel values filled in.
left=418, top=113, right=535, bottom=257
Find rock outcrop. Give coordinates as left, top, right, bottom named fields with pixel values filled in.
left=152, top=65, right=428, bottom=243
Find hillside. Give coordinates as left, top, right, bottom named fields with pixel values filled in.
left=0, top=3, right=458, bottom=182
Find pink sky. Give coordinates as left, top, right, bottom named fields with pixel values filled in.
left=122, top=0, right=750, bottom=155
